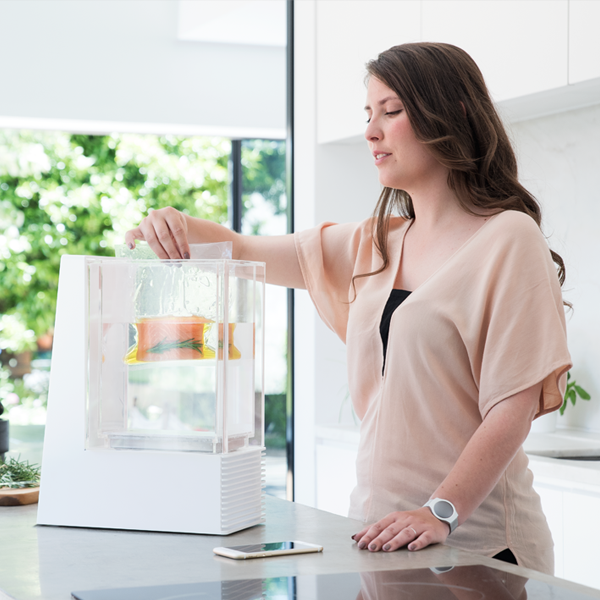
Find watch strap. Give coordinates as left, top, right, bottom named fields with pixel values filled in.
left=423, top=498, right=459, bottom=533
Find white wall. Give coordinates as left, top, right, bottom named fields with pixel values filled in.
left=294, top=1, right=382, bottom=507
left=510, top=104, right=600, bottom=431
left=312, top=144, right=381, bottom=426
left=0, top=1, right=285, bottom=137
left=178, top=0, right=285, bottom=47
left=294, top=0, right=319, bottom=507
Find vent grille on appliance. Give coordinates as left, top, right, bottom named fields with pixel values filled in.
left=220, top=449, right=266, bottom=532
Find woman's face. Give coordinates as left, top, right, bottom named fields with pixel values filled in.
left=364, top=77, right=443, bottom=191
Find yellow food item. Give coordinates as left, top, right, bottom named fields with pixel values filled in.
left=218, top=323, right=241, bottom=360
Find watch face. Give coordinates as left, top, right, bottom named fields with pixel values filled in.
left=434, top=500, right=454, bottom=518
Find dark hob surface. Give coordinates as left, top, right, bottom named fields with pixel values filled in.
left=72, top=564, right=598, bottom=600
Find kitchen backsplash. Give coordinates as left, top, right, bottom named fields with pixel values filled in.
left=511, top=103, right=600, bottom=432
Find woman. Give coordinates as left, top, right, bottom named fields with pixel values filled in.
left=125, top=43, right=571, bottom=574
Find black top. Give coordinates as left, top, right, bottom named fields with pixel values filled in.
left=380, top=288, right=412, bottom=374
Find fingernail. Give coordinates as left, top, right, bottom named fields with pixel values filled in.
left=358, top=542, right=366, bottom=549
left=368, top=544, right=377, bottom=551
left=351, top=534, right=356, bottom=540
left=383, top=544, right=391, bottom=551
left=183, top=252, right=190, bottom=259
left=408, top=544, right=416, bottom=551
left=128, top=243, right=134, bottom=250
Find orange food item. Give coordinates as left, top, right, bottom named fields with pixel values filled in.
left=129, top=316, right=214, bottom=363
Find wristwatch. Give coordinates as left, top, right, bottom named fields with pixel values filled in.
left=423, top=498, right=459, bottom=533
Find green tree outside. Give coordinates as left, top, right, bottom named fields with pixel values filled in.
left=0, top=130, right=231, bottom=352
left=241, top=139, right=286, bottom=235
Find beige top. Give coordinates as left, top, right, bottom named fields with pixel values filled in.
left=295, top=210, right=572, bottom=574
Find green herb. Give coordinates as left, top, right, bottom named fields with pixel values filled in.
left=0, top=456, right=41, bottom=489
left=146, top=338, right=204, bottom=355
left=559, top=372, right=591, bottom=416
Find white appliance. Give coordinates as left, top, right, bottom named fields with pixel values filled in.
left=38, top=253, right=266, bottom=535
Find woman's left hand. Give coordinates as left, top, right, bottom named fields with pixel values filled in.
left=352, top=506, right=450, bottom=552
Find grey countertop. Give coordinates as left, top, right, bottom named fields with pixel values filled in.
left=1, top=496, right=599, bottom=600
left=524, top=428, right=600, bottom=488
left=524, top=428, right=600, bottom=457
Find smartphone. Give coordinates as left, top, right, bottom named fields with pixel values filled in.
left=213, top=541, right=323, bottom=560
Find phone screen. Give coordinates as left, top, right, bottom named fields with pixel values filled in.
left=224, top=542, right=302, bottom=553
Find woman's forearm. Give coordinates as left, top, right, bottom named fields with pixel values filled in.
left=183, top=214, right=238, bottom=248
left=185, top=215, right=305, bottom=288
left=431, top=382, right=541, bottom=526
left=126, top=208, right=306, bottom=289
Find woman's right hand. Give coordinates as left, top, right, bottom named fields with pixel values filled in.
left=125, top=207, right=190, bottom=260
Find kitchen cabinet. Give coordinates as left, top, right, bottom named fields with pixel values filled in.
left=533, top=475, right=600, bottom=589
left=316, top=0, right=420, bottom=144
left=421, top=1, right=568, bottom=102
left=315, top=425, right=359, bottom=516
left=563, top=489, right=600, bottom=589
left=315, top=0, right=576, bottom=144
left=569, top=0, right=600, bottom=84
left=316, top=443, right=357, bottom=517
left=528, top=434, right=600, bottom=591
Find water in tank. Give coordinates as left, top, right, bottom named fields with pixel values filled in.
left=86, top=251, right=265, bottom=455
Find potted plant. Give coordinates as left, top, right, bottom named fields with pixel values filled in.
left=559, top=372, right=591, bottom=415
left=531, top=371, right=592, bottom=434
left=0, top=455, right=41, bottom=506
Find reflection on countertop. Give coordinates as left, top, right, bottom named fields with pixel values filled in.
left=70, top=564, right=600, bottom=600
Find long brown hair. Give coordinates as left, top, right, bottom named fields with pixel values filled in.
left=353, top=42, right=566, bottom=295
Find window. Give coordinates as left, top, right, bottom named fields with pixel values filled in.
left=0, top=131, right=289, bottom=498
left=236, top=139, right=288, bottom=498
